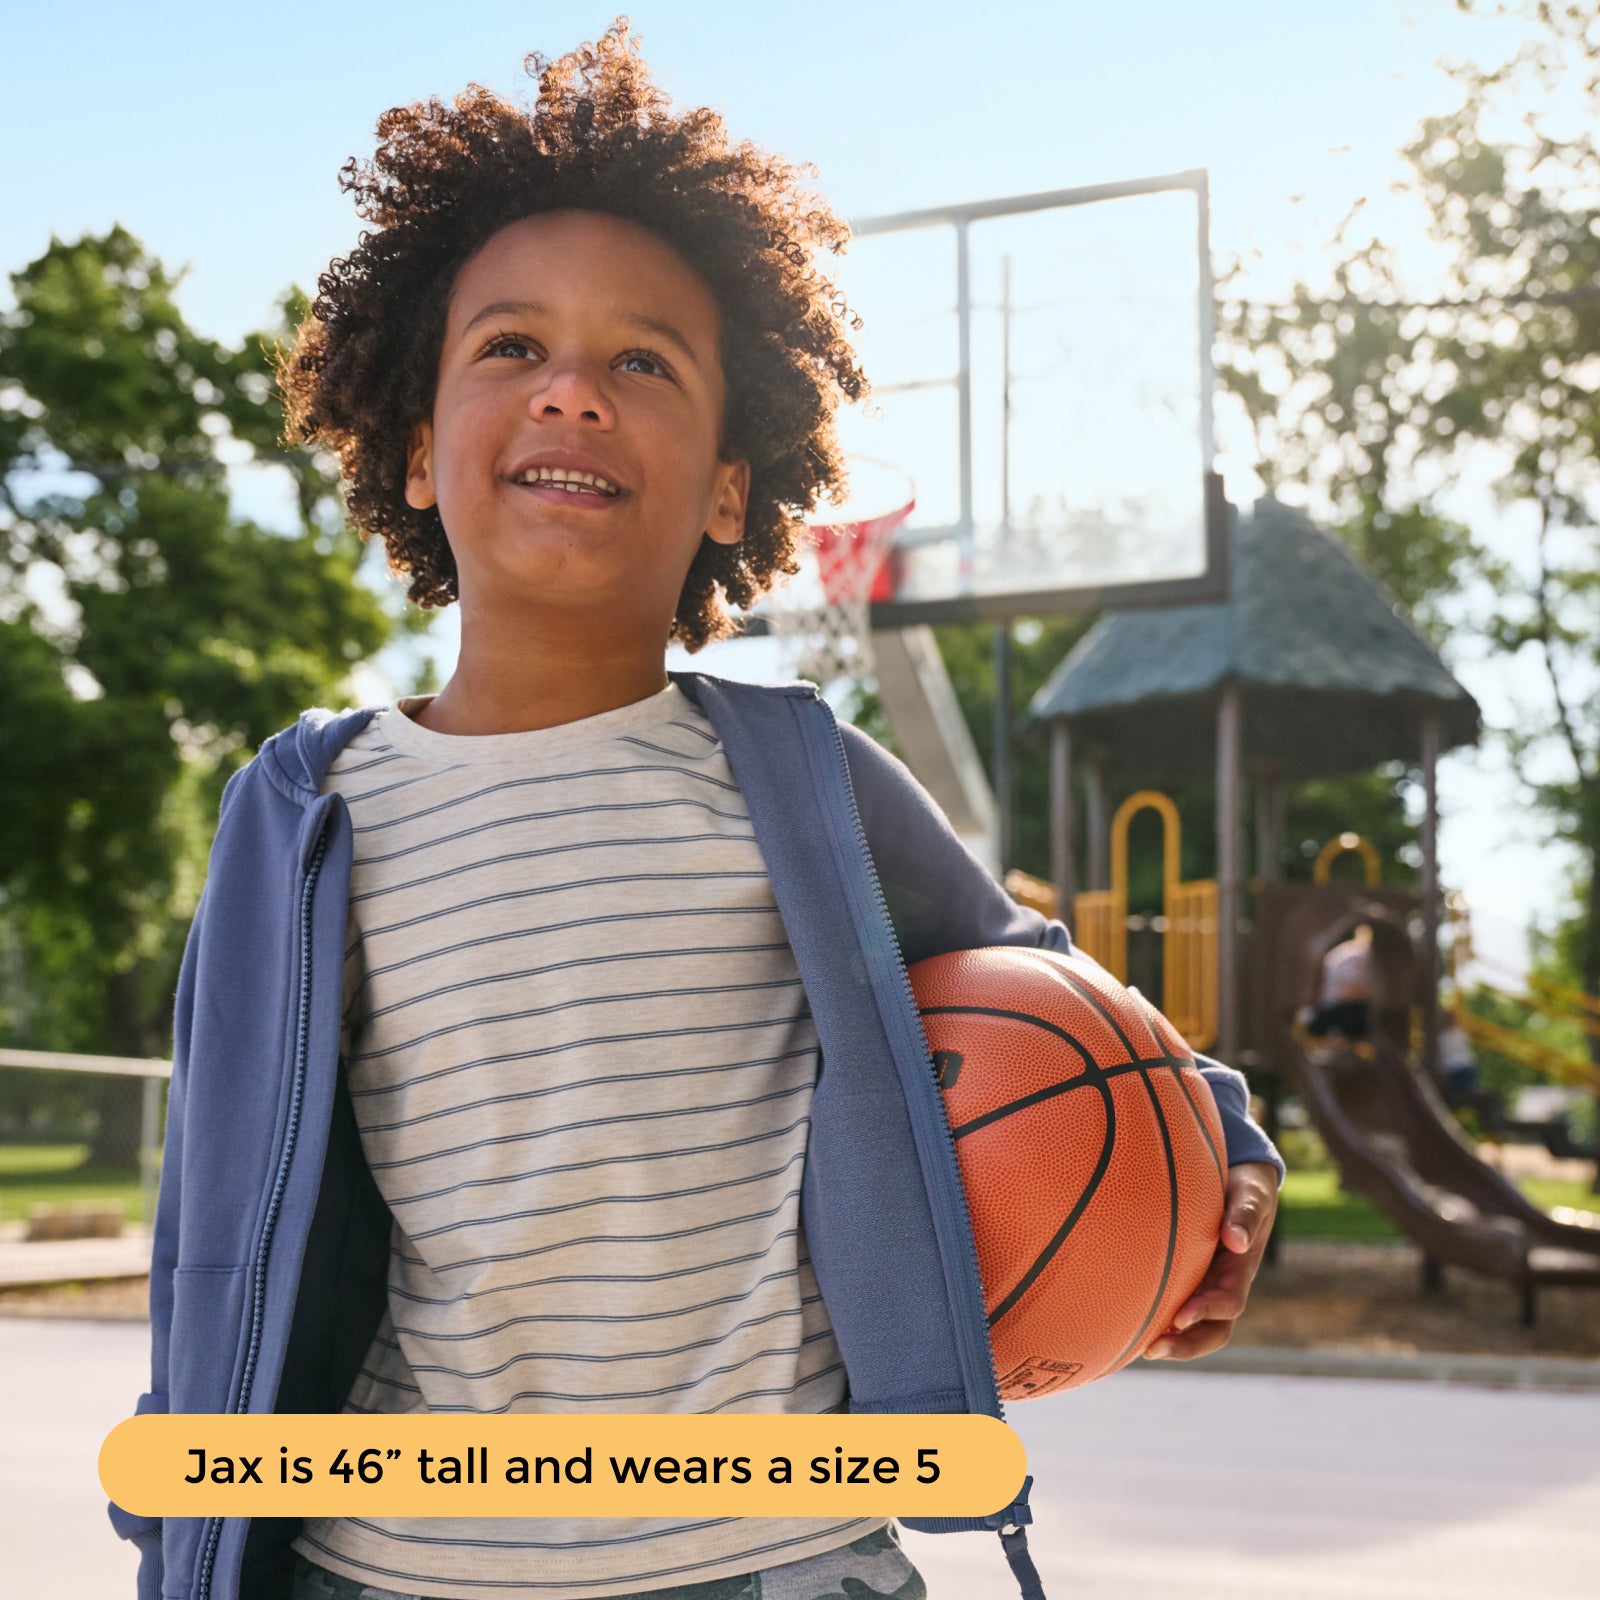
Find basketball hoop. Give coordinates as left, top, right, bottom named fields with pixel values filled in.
left=767, top=458, right=915, bottom=690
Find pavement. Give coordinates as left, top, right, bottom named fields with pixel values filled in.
left=9, top=1319, right=1600, bottom=1600
left=0, top=1233, right=151, bottom=1285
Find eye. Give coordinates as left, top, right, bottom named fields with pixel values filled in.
left=617, top=348, right=673, bottom=379
left=480, top=332, right=539, bottom=361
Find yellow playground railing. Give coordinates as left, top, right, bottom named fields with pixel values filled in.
left=1445, top=892, right=1600, bottom=1094
left=1313, top=831, right=1382, bottom=887
left=1070, top=790, right=1218, bottom=1052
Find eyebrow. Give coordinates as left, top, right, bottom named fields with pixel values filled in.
left=459, top=299, right=702, bottom=369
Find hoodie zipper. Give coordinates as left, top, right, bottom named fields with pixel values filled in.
left=801, top=696, right=1006, bottom=1427
left=195, top=815, right=331, bottom=1600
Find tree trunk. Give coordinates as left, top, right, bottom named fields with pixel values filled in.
left=86, top=962, right=159, bottom=1171
left=1585, top=847, right=1600, bottom=1196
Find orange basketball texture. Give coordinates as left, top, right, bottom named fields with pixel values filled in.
left=908, top=946, right=1227, bottom=1397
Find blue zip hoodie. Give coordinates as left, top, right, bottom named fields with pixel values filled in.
left=109, top=671, right=1281, bottom=1600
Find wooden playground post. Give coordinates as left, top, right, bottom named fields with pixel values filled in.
left=1217, top=684, right=1244, bottom=1063
left=1254, top=766, right=1283, bottom=883
left=1050, top=722, right=1075, bottom=910
left=1086, top=751, right=1110, bottom=892
left=1421, top=711, right=1442, bottom=1081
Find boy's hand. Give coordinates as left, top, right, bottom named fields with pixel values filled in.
left=1143, top=1162, right=1278, bottom=1361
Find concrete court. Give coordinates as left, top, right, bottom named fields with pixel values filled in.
left=6, top=1318, right=1597, bottom=1600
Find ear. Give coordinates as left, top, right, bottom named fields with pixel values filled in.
left=705, top=458, right=749, bottom=547
left=404, top=420, right=437, bottom=511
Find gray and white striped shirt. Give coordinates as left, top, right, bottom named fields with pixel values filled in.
left=294, top=683, right=883, bottom=1599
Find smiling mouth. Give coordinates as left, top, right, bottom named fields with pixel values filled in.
left=512, top=466, right=623, bottom=498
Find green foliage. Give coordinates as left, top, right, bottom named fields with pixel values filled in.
left=1219, top=13, right=1600, bottom=1069
left=928, top=616, right=1096, bottom=878
left=1283, top=770, right=1420, bottom=886
left=0, top=230, right=396, bottom=1085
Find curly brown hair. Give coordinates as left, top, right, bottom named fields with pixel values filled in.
left=279, top=20, right=865, bottom=649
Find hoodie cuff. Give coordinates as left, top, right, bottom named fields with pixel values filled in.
left=1196, top=1058, right=1286, bottom=1185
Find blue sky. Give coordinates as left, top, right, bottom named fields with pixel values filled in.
left=0, top=0, right=1562, bottom=972
left=3, top=0, right=1505, bottom=342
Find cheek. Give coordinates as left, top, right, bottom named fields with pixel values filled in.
left=650, top=413, right=725, bottom=509
left=429, top=389, right=507, bottom=503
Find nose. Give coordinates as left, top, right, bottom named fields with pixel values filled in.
left=529, top=358, right=615, bottom=428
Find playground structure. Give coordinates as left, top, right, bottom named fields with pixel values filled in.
left=1009, top=498, right=1600, bottom=1319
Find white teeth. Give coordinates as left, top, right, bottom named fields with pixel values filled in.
left=516, top=466, right=618, bottom=495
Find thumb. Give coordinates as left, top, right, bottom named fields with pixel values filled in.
left=1221, top=1168, right=1275, bottom=1253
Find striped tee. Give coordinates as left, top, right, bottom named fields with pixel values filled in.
left=293, top=682, right=894, bottom=1599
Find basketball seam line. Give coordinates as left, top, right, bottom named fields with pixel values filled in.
left=922, top=990, right=1205, bottom=1361
left=1129, top=999, right=1227, bottom=1186
left=1054, top=970, right=1142, bottom=1059
left=919, top=1002, right=1190, bottom=1139
left=947, top=1056, right=1184, bottom=1140
left=1106, top=1069, right=1183, bottom=1371
left=982, top=1065, right=1118, bottom=1330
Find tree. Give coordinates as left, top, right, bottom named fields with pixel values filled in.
left=929, top=618, right=1096, bottom=881
left=0, top=229, right=397, bottom=1163
left=1217, top=2, right=1600, bottom=1166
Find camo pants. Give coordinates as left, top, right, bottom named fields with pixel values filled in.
left=289, top=1524, right=925, bottom=1600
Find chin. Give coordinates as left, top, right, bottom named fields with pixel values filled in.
left=467, top=547, right=646, bottom=610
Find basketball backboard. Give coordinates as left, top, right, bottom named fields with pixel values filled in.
left=824, top=169, right=1226, bottom=627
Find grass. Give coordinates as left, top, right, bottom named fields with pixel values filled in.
left=1520, top=1177, right=1600, bottom=1216
left=1276, top=1169, right=1401, bottom=1241
left=0, top=1143, right=148, bottom=1224
left=1275, top=1166, right=1600, bottom=1241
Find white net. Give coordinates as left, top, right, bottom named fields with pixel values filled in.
left=766, top=509, right=906, bottom=689
left=764, top=459, right=916, bottom=689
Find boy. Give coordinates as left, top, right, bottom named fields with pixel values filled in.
left=111, top=24, right=1282, bottom=1600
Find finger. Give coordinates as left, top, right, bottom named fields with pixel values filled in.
left=1146, top=1317, right=1237, bottom=1362
left=1172, top=1278, right=1250, bottom=1331
left=1172, top=1242, right=1252, bottom=1323
left=1172, top=1260, right=1251, bottom=1329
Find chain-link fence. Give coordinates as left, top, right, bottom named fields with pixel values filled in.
left=0, top=1049, right=169, bottom=1235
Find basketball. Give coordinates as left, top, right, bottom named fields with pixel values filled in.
left=908, top=945, right=1227, bottom=1397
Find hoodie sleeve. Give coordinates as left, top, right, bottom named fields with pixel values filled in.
left=105, top=764, right=248, bottom=1597
left=839, top=719, right=1284, bottom=1183
left=104, top=899, right=194, bottom=1599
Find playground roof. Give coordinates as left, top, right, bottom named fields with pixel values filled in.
left=1028, top=497, right=1481, bottom=781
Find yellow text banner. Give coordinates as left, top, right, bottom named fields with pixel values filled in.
left=101, top=1414, right=1026, bottom=1518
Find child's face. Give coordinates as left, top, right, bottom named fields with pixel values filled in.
left=405, top=209, right=748, bottom=635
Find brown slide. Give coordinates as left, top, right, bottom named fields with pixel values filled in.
left=1288, top=1033, right=1600, bottom=1325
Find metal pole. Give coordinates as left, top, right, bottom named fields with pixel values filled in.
left=990, top=249, right=1014, bottom=872
left=955, top=218, right=974, bottom=584
left=1217, top=685, right=1244, bottom=1062
left=999, top=253, right=1013, bottom=568
left=139, top=1072, right=161, bottom=1226
left=1050, top=722, right=1076, bottom=916
left=1420, top=711, right=1442, bottom=1080
left=1255, top=768, right=1282, bottom=882
left=1196, top=171, right=1216, bottom=473
left=1087, top=751, right=1110, bottom=891
left=992, top=623, right=1013, bottom=873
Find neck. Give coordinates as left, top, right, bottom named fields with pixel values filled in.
left=412, top=600, right=672, bottom=736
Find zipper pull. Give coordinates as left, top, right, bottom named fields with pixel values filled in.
left=999, top=1524, right=1047, bottom=1600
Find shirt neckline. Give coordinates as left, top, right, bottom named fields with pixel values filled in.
left=376, top=681, right=691, bottom=766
